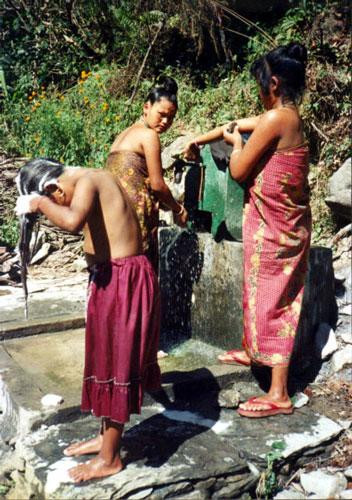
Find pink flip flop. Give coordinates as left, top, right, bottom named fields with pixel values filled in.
left=217, top=349, right=251, bottom=366
left=237, top=397, right=294, bottom=418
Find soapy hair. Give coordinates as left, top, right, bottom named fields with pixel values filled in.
left=16, top=158, right=65, bottom=318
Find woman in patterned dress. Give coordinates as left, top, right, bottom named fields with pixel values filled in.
left=106, top=77, right=187, bottom=272
left=184, top=43, right=311, bottom=417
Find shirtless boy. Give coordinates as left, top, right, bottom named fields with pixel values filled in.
left=16, top=158, right=161, bottom=481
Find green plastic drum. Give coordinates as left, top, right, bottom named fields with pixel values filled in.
left=198, top=144, right=244, bottom=241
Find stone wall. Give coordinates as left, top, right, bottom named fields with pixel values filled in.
left=159, top=228, right=337, bottom=363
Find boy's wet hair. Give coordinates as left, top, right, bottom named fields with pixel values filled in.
left=250, top=42, right=307, bottom=104
left=145, top=76, right=178, bottom=108
left=16, top=158, right=65, bottom=318
left=17, top=157, right=65, bottom=196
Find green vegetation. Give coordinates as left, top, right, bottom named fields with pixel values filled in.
left=0, top=0, right=350, bottom=247
left=256, top=440, right=286, bottom=499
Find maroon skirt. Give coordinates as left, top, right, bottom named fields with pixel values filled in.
left=81, top=255, right=161, bottom=423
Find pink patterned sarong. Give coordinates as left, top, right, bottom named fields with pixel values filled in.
left=81, top=255, right=161, bottom=423
left=242, top=146, right=311, bottom=367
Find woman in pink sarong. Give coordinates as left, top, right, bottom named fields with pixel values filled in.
left=184, top=42, right=311, bottom=417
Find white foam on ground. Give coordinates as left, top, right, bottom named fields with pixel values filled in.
left=161, top=409, right=232, bottom=434
left=45, top=457, right=77, bottom=495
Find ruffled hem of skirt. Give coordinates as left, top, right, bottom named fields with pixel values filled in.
left=81, top=363, right=161, bottom=424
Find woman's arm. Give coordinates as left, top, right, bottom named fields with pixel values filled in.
left=182, top=124, right=231, bottom=160
left=183, top=115, right=263, bottom=160
left=142, top=129, right=188, bottom=226
left=223, top=111, right=281, bottom=183
left=236, top=115, right=262, bottom=132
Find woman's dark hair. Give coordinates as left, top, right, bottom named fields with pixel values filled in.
left=16, top=158, right=64, bottom=318
left=250, top=42, right=307, bottom=103
left=145, top=76, right=178, bottom=108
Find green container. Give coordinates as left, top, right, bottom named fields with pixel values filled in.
left=198, top=144, right=244, bottom=241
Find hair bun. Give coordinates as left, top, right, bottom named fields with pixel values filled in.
left=156, top=76, right=178, bottom=95
left=286, top=43, right=307, bottom=66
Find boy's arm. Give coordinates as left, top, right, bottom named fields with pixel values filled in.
left=37, top=176, right=96, bottom=232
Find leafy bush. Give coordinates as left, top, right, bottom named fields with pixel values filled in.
left=0, top=0, right=350, bottom=248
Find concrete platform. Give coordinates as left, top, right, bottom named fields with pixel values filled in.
left=0, top=324, right=347, bottom=499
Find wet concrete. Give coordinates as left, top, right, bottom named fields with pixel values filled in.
left=7, top=386, right=346, bottom=499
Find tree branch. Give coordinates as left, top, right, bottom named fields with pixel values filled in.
left=128, top=19, right=165, bottom=104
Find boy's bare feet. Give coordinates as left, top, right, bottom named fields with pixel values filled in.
left=64, top=435, right=103, bottom=457
left=68, top=455, right=123, bottom=482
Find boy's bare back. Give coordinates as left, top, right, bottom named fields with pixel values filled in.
left=81, top=170, right=143, bottom=265
left=31, top=168, right=142, bottom=265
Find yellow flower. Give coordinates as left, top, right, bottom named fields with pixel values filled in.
left=83, top=96, right=89, bottom=105
left=24, top=116, right=30, bottom=122
left=28, top=96, right=33, bottom=101
left=105, top=118, right=111, bottom=124
left=60, top=95, right=65, bottom=101
left=115, top=115, right=121, bottom=121
left=31, top=91, right=37, bottom=96
left=102, top=102, right=109, bottom=111
left=81, top=70, right=91, bottom=80
left=34, top=135, right=40, bottom=144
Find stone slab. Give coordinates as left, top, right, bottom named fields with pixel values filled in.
left=0, top=274, right=86, bottom=327
left=9, top=394, right=345, bottom=499
left=0, top=314, right=85, bottom=340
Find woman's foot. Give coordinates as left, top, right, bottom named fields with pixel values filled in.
left=68, top=455, right=123, bottom=482
left=218, top=349, right=251, bottom=366
left=237, top=395, right=293, bottom=418
left=63, top=435, right=103, bottom=457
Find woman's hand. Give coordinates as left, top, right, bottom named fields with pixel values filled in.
left=173, top=204, right=188, bottom=227
left=223, top=125, right=243, bottom=147
left=182, top=141, right=200, bottom=161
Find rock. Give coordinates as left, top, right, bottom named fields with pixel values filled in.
left=30, top=242, right=51, bottom=265
left=300, top=470, right=347, bottom=498
left=335, top=265, right=352, bottom=308
left=314, top=323, right=338, bottom=359
left=341, top=490, right=352, bottom=499
left=40, top=394, right=64, bottom=407
left=340, top=304, right=352, bottom=315
left=331, top=345, right=352, bottom=372
left=345, top=468, right=352, bottom=480
left=218, top=388, right=240, bottom=408
left=293, top=392, right=309, bottom=408
left=325, top=157, right=352, bottom=220
left=73, top=257, right=87, bottom=272
left=274, top=489, right=305, bottom=499
left=341, top=330, right=352, bottom=344
left=161, top=134, right=196, bottom=170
